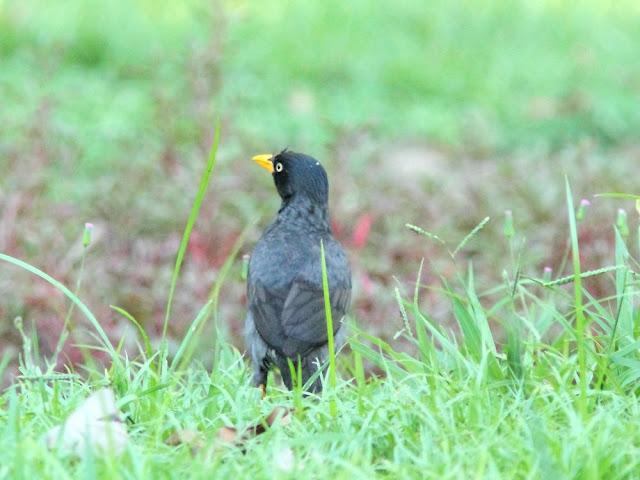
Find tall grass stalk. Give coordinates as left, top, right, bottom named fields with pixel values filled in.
left=53, top=224, right=93, bottom=364
left=565, top=177, right=588, bottom=416
left=160, top=121, right=221, bottom=368
left=320, top=239, right=337, bottom=417
left=452, top=216, right=490, bottom=258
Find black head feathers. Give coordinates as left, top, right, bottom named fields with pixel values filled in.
left=271, top=150, right=329, bottom=206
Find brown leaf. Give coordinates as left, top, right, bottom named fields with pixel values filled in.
left=216, top=407, right=294, bottom=449
left=216, top=426, right=239, bottom=444
left=165, top=429, right=205, bottom=453
left=265, top=406, right=292, bottom=428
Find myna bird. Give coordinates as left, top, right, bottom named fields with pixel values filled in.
left=245, top=150, right=352, bottom=393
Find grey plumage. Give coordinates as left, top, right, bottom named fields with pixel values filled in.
left=245, top=150, right=352, bottom=393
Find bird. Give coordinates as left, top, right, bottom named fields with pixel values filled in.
left=245, top=149, right=352, bottom=394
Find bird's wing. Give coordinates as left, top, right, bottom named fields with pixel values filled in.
left=280, top=279, right=351, bottom=357
left=248, top=280, right=288, bottom=353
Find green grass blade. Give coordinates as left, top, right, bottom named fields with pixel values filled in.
left=161, top=121, right=221, bottom=345
left=565, top=176, right=587, bottom=416
left=594, top=193, right=640, bottom=200
left=110, top=305, right=153, bottom=359
left=352, top=326, right=424, bottom=374
left=320, top=239, right=337, bottom=417
left=412, top=259, right=433, bottom=368
left=451, top=295, right=482, bottom=361
left=613, top=227, right=633, bottom=341
left=452, top=216, right=490, bottom=258
left=0, top=252, right=117, bottom=360
left=527, top=265, right=624, bottom=287
left=410, top=303, right=467, bottom=368
left=465, top=263, right=497, bottom=355
left=169, top=300, right=213, bottom=374
left=348, top=336, right=408, bottom=380
left=405, top=223, right=446, bottom=245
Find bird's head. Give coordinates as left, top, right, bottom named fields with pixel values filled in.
left=252, top=150, right=329, bottom=206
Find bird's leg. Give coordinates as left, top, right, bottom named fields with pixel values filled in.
left=253, top=365, right=268, bottom=399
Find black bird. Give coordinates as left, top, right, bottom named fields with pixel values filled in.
left=245, top=150, right=352, bottom=393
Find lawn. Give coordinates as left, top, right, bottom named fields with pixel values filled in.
left=1, top=0, right=640, bottom=477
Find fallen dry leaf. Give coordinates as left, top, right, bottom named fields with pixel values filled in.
left=216, top=406, right=293, bottom=448
left=263, top=406, right=292, bottom=429
left=163, top=407, right=294, bottom=456
left=217, top=426, right=239, bottom=444
left=165, top=429, right=205, bottom=453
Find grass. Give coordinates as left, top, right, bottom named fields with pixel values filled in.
left=4, top=350, right=640, bottom=478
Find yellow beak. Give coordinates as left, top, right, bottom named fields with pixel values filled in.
left=252, top=154, right=274, bottom=173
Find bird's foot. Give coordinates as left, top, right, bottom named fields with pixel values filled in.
left=259, top=383, right=266, bottom=399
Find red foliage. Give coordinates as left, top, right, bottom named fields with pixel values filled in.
left=351, top=214, right=373, bottom=250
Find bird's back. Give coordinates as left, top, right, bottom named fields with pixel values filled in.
left=247, top=216, right=351, bottom=357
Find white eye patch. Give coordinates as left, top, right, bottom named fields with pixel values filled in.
left=275, top=162, right=284, bottom=172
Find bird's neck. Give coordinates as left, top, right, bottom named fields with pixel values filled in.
left=277, top=194, right=331, bottom=232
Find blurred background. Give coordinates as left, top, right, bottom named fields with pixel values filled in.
left=1, top=0, right=639, bottom=374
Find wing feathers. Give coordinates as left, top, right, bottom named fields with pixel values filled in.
left=249, top=277, right=351, bottom=358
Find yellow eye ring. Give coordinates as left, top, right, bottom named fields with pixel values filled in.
left=275, top=162, right=283, bottom=172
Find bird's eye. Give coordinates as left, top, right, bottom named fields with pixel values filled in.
left=275, top=162, right=283, bottom=173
